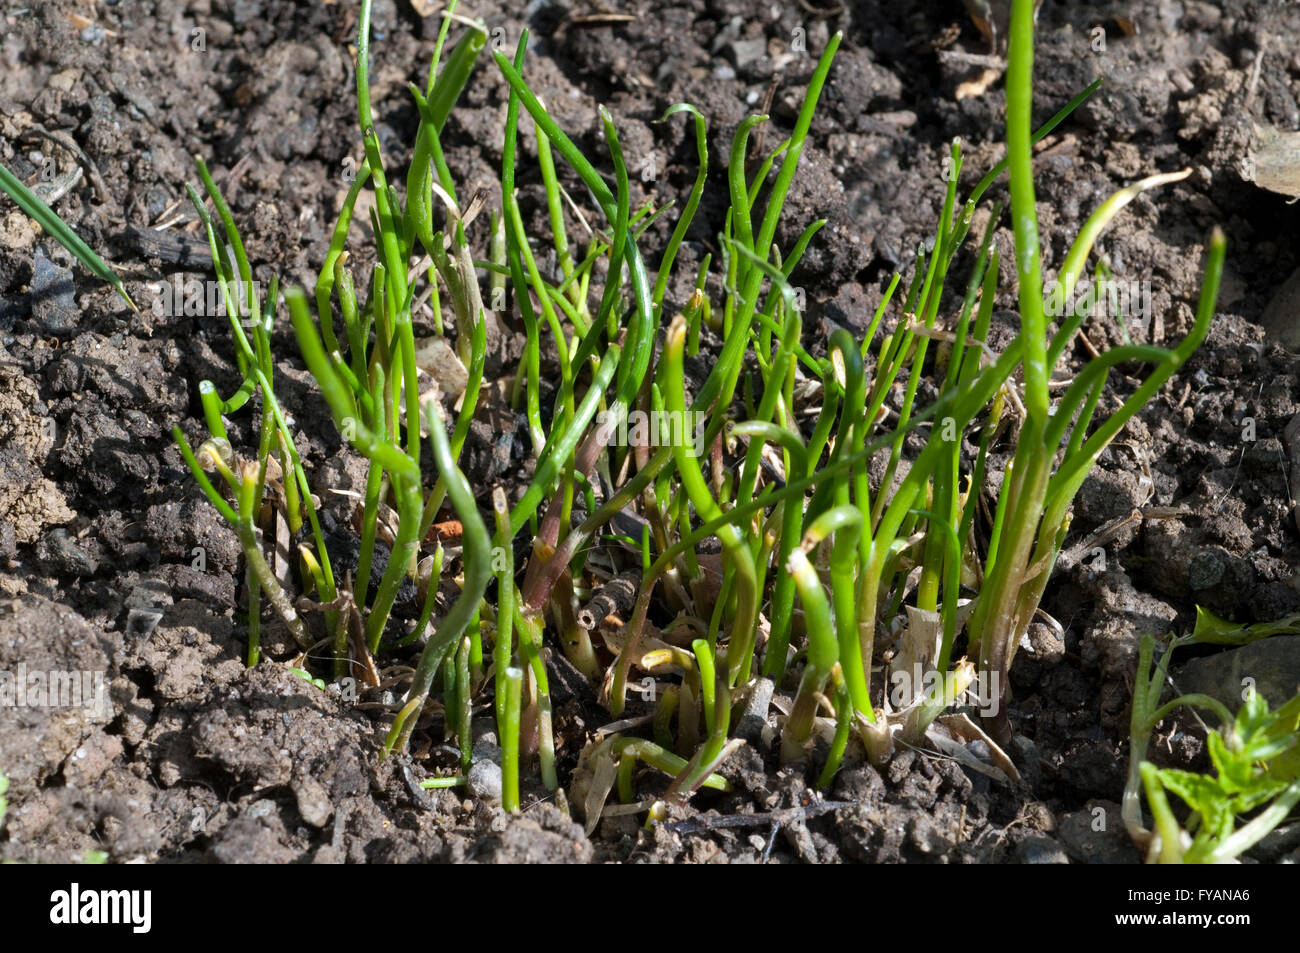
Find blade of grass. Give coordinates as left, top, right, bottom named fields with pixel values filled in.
left=0, top=160, right=137, bottom=311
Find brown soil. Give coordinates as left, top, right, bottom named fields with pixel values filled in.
left=1, top=0, right=1298, bottom=864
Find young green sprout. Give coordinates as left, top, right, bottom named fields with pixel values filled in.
left=0, top=160, right=138, bottom=312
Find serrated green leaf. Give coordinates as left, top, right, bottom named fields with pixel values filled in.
left=1157, top=767, right=1235, bottom=840
left=1230, top=780, right=1289, bottom=814
left=1191, top=605, right=1300, bottom=646
left=1207, top=731, right=1259, bottom=794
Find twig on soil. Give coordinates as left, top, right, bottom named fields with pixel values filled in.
left=568, top=13, right=637, bottom=27
left=937, top=49, right=1007, bottom=69
left=761, top=822, right=780, bottom=863
left=577, top=570, right=639, bottom=630
left=25, top=123, right=109, bottom=202
left=1244, top=46, right=1265, bottom=110
left=660, top=799, right=852, bottom=835
left=1054, top=506, right=1189, bottom=573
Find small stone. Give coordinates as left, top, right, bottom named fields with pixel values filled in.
left=467, top=759, right=503, bottom=803
left=734, top=677, right=774, bottom=744
left=1175, top=636, right=1300, bottom=709
left=1249, top=127, right=1300, bottom=202
left=30, top=251, right=79, bottom=336
left=1016, top=834, right=1070, bottom=864
left=472, top=739, right=501, bottom=764
left=293, top=776, right=334, bottom=828
left=1024, top=621, right=1064, bottom=666
left=1187, top=547, right=1227, bottom=589
left=125, top=607, right=164, bottom=638
left=1261, top=267, right=1300, bottom=350
left=36, top=527, right=99, bottom=577
left=1253, top=823, right=1300, bottom=862
left=471, top=717, right=498, bottom=746
left=726, top=39, right=767, bottom=69
left=413, top=336, right=468, bottom=402
left=245, top=798, right=277, bottom=820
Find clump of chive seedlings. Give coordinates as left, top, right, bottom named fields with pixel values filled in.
left=140, top=0, right=1225, bottom=823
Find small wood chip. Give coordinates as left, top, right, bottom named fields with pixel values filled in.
left=577, top=570, right=639, bottom=630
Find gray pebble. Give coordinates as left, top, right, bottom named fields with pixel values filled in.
left=734, top=677, right=774, bottom=745
left=37, top=527, right=99, bottom=577
left=467, top=759, right=503, bottom=803
left=31, top=250, right=79, bottom=336
left=472, top=739, right=502, bottom=764
left=1016, top=834, right=1070, bottom=864
left=293, top=776, right=334, bottom=828
left=244, top=798, right=277, bottom=820
left=726, top=39, right=766, bottom=69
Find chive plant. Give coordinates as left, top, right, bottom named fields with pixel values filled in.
left=580, top=0, right=1224, bottom=806
left=964, top=0, right=1225, bottom=744
left=172, top=161, right=336, bottom=669
left=175, top=0, right=496, bottom=762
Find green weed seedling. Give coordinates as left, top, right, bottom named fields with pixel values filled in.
left=1123, top=612, right=1300, bottom=863
left=1142, top=691, right=1300, bottom=864
left=1123, top=631, right=1294, bottom=863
